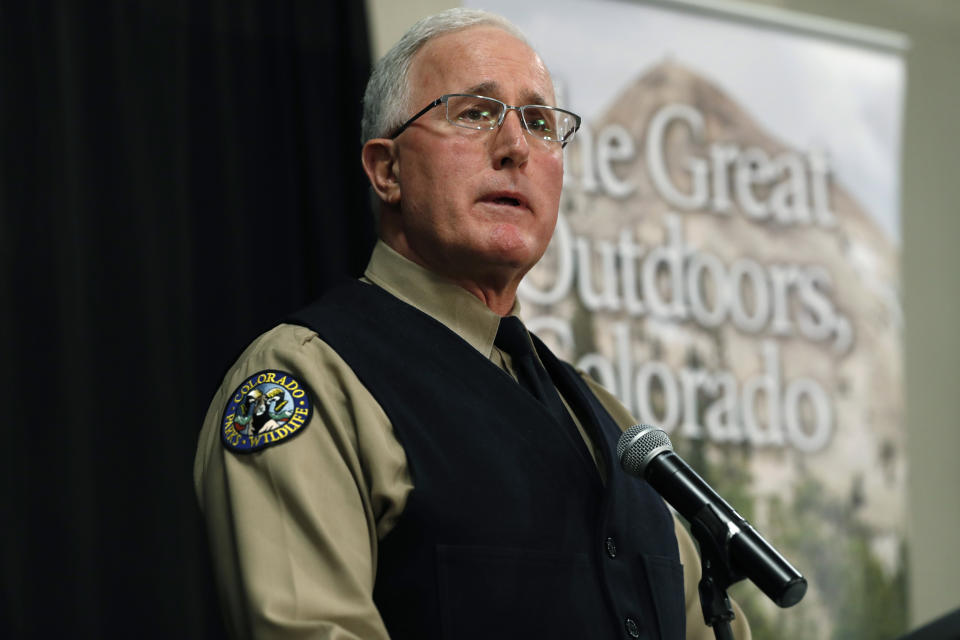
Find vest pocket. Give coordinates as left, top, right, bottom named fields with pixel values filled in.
left=641, top=554, right=686, bottom=639
left=436, top=544, right=607, bottom=640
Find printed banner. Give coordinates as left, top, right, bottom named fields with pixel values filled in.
left=469, top=1, right=908, bottom=637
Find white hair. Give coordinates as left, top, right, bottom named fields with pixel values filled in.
left=361, top=8, right=532, bottom=144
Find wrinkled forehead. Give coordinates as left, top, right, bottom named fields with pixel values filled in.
left=407, top=25, right=556, bottom=107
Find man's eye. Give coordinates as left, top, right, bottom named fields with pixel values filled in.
left=524, top=109, right=555, bottom=132
left=460, top=107, right=492, bottom=121
left=526, top=117, right=550, bottom=132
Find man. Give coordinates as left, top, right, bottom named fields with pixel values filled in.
left=195, top=9, right=750, bottom=639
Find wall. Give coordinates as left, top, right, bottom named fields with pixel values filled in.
left=364, top=0, right=960, bottom=629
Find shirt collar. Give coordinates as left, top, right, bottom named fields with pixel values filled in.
left=364, top=240, right=518, bottom=358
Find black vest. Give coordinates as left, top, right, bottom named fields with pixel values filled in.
left=289, top=282, right=684, bottom=640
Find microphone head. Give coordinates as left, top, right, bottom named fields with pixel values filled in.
left=618, top=425, right=674, bottom=476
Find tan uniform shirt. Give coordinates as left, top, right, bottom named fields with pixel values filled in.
left=195, top=240, right=751, bottom=639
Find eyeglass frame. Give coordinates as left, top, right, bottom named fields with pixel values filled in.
left=388, top=93, right=582, bottom=147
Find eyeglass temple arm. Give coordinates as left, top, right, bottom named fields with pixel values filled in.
left=389, top=97, right=445, bottom=139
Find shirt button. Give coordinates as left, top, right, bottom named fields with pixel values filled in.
left=625, top=617, right=640, bottom=638
left=605, top=537, right=617, bottom=559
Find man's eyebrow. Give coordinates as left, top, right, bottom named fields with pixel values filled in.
left=464, top=81, right=500, bottom=97
left=462, top=82, right=550, bottom=106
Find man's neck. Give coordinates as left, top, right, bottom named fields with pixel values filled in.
left=450, top=280, right=517, bottom=317
left=380, top=235, right=522, bottom=317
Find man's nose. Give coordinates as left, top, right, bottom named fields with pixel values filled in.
left=492, top=108, right=530, bottom=169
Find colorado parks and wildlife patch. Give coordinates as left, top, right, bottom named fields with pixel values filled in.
left=221, top=370, right=312, bottom=453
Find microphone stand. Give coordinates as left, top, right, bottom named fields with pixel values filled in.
left=688, top=504, right=745, bottom=640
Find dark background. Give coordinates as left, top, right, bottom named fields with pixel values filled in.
left=1, top=1, right=374, bottom=636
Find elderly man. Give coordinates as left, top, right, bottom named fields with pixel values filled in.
left=195, top=8, right=750, bottom=640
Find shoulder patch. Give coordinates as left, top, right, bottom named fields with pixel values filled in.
left=221, top=370, right=312, bottom=453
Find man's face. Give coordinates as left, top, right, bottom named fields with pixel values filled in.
left=386, top=26, right=564, bottom=288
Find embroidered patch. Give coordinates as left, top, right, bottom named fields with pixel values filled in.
left=221, top=370, right=312, bottom=453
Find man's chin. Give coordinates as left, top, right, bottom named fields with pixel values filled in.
left=455, top=245, right=540, bottom=282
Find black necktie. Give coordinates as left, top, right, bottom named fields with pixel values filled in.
left=495, top=316, right=577, bottom=431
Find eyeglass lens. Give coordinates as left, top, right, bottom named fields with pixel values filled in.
left=444, top=95, right=576, bottom=143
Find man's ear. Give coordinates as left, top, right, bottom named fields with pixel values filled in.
left=361, top=139, right=401, bottom=206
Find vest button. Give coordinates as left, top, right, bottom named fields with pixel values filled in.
left=605, top=536, right=617, bottom=558
left=625, top=617, right=640, bottom=638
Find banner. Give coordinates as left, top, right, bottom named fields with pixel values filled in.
left=468, top=1, right=908, bottom=637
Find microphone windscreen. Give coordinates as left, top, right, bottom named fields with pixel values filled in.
left=617, top=425, right=674, bottom=475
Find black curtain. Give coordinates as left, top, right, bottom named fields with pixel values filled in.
left=1, top=1, right=374, bottom=636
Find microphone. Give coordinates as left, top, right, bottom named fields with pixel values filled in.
left=617, top=424, right=807, bottom=608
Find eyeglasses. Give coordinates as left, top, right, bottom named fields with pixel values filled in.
left=390, top=93, right=582, bottom=147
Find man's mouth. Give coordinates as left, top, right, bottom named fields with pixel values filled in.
left=482, top=192, right=528, bottom=209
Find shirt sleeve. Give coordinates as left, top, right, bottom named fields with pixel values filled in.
left=579, top=372, right=752, bottom=640
left=194, top=324, right=411, bottom=640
